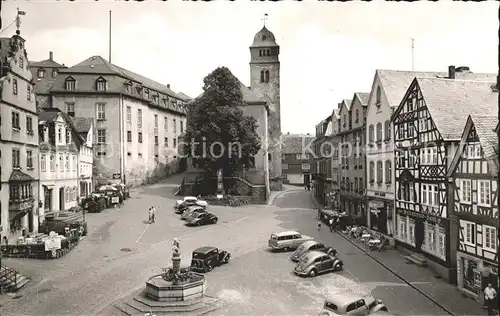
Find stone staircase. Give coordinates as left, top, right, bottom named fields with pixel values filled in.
left=0, top=265, right=29, bottom=292
left=403, top=253, right=428, bottom=267
left=113, top=293, right=222, bottom=315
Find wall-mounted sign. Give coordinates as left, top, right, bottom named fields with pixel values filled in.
left=397, top=209, right=442, bottom=224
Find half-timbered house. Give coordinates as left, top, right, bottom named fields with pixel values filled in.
left=392, top=77, right=497, bottom=282
left=447, top=114, right=498, bottom=300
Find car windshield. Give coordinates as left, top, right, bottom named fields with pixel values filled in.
left=270, top=234, right=277, bottom=240
left=296, top=244, right=305, bottom=252
left=196, top=213, right=204, bottom=218
left=192, top=253, right=204, bottom=258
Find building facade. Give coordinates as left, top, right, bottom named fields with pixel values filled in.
left=282, top=133, right=313, bottom=185
left=339, top=94, right=368, bottom=218
left=249, top=26, right=282, bottom=190
left=447, top=115, right=498, bottom=300
left=0, top=33, right=40, bottom=243
left=392, top=77, right=497, bottom=282
left=47, top=56, right=190, bottom=186
left=72, top=117, right=94, bottom=198
left=329, top=108, right=341, bottom=210
left=28, top=51, right=67, bottom=109
left=38, top=109, right=86, bottom=217
left=311, top=116, right=331, bottom=206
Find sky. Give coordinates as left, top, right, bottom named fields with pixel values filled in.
left=4, top=1, right=498, bottom=134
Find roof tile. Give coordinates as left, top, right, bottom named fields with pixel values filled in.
left=282, top=134, right=314, bottom=154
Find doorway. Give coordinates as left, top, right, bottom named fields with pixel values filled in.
left=59, top=187, right=65, bottom=211
left=44, top=188, right=52, bottom=210
left=28, top=210, right=34, bottom=232
left=304, top=174, right=310, bottom=186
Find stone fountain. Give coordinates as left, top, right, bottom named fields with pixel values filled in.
left=112, top=239, right=221, bottom=315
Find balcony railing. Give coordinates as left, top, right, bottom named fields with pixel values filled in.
left=9, top=197, right=34, bottom=212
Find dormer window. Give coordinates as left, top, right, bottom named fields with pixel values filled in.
left=58, top=127, right=63, bottom=143
left=163, top=98, right=168, bottom=106
left=144, top=89, right=150, bottom=99
left=136, top=85, right=143, bottom=95
left=37, top=68, right=45, bottom=78
left=65, top=77, right=76, bottom=91
left=124, top=81, right=132, bottom=93
left=52, top=69, right=58, bottom=78
left=96, top=77, right=107, bottom=92
left=172, top=99, right=178, bottom=108
left=66, top=129, right=71, bottom=144
left=153, top=95, right=159, bottom=103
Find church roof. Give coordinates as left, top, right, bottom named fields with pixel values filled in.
left=238, top=81, right=266, bottom=104
left=251, top=26, right=279, bottom=48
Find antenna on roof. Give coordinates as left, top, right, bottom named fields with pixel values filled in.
left=16, top=8, right=26, bottom=34
left=108, top=10, right=112, bottom=63
left=411, top=38, right=415, bottom=71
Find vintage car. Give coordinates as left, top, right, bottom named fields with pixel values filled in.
left=175, top=200, right=208, bottom=214
left=318, top=293, right=389, bottom=316
left=268, top=231, right=313, bottom=251
left=190, top=246, right=230, bottom=272
left=181, top=206, right=207, bottom=220
left=185, top=212, right=218, bottom=226
left=290, top=240, right=337, bottom=262
left=293, top=250, right=343, bottom=277
left=174, top=197, right=208, bottom=212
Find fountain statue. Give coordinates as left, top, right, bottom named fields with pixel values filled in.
left=111, top=238, right=221, bottom=315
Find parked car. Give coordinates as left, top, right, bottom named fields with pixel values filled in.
left=185, top=212, right=218, bottom=226
left=317, top=293, right=388, bottom=316
left=175, top=196, right=197, bottom=209
left=175, top=200, right=208, bottom=214
left=293, top=250, right=343, bottom=277
left=190, top=246, right=230, bottom=272
left=181, top=206, right=207, bottom=220
left=291, top=240, right=337, bottom=262
left=268, top=231, right=313, bottom=251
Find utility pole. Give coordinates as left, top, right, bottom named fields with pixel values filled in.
left=109, top=10, right=112, bottom=63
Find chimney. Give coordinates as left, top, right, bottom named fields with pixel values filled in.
left=287, top=132, right=290, bottom=135
left=167, top=84, right=170, bottom=89
left=49, top=51, right=53, bottom=60
left=456, top=66, right=471, bottom=73
left=448, top=65, right=456, bottom=79
left=307, top=133, right=310, bottom=135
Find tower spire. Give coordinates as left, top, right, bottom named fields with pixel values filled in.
left=263, top=13, right=268, bottom=27
left=16, top=8, right=26, bottom=34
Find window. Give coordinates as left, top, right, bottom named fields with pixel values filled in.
left=173, top=119, right=177, bottom=133
left=483, top=226, right=497, bottom=252
left=173, top=138, right=177, bottom=148
left=438, top=233, right=446, bottom=257
left=126, top=106, right=131, bottom=123
left=66, top=188, right=70, bottom=203
left=66, top=129, right=71, bottom=144
left=52, top=69, right=58, bottom=78
left=137, top=109, right=143, bottom=128
left=41, top=154, right=46, bottom=172
left=19, top=56, right=24, bottom=68
left=12, top=78, right=17, bottom=95
left=57, top=127, right=63, bottom=143
left=65, top=156, right=69, bottom=170
left=38, top=68, right=45, bottom=78
left=164, top=116, right=168, bottom=131
left=154, top=115, right=158, bottom=131
left=12, top=112, right=20, bottom=130
left=478, top=180, right=491, bottom=206
left=164, top=137, right=169, bottom=147
left=368, top=125, right=374, bottom=142
left=12, top=149, right=20, bottom=168
left=376, top=123, right=382, bottom=142
left=127, top=131, right=132, bottom=142
left=460, top=180, right=471, bottom=204
left=26, top=150, right=33, bottom=168
left=265, top=70, right=270, bottom=83
left=27, top=85, right=31, bottom=100
left=66, top=102, right=75, bottom=117
left=409, top=222, right=415, bottom=244
left=96, top=78, right=107, bottom=91
left=376, top=86, right=381, bottom=105
left=302, top=163, right=310, bottom=170
left=72, top=156, right=76, bottom=171
left=26, top=116, right=33, bottom=134
left=384, top=121, right=391, bottom=140
left=427, top=224, right=436, bottom=251
left=180, top=121, right=184, bottom=133
left=260, top=70, right=265, bottom=83
left=465, top=144, right=482, bottom=159
left=385, top=160, right=392, bottom=184
left=369, top=161, right=374, bottom=183
left=97, top=129, right=106, bottom=144
left=59, top=155, right=64, bottom=171
left=50, top=155, right=55, bottom=171
left=343, top=115, right=347, bottom=127
left=464, top=221, right=475, bottom=245
left=96, top=103, right=106, bottom=120
left=138, top=132, right=143, bottom=143
left=377, top=161, right=383, bottom=183
left=144, top=89, right=150, bottom=99
left=355, top=109, right=359, bottom=123
left=65, top=77, right=76, bottom=90
left=10, top=183, right=33, bottom=201
left=154, top=136, right=158, bottom=145
left=282, top=164, right=288, bottom=170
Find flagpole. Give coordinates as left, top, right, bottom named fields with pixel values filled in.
left=109, top=10, right=112, bottom=63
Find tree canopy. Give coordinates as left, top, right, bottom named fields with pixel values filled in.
left=183, top=67, right=261, bottom=175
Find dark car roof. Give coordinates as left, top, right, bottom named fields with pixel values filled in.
left=193, top=246, right=217, bottom=254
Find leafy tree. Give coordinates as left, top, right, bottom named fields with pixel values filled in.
left=183, top=67, right=261, bottom=177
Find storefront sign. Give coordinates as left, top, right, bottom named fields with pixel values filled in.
left=369, top=201, right=385, bottom=209
left=397, top=209, right=442, bottom=224
left=44, top=237, right=61, bottom=251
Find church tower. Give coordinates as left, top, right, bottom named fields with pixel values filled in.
left=249, top=25, right=282, bottom=190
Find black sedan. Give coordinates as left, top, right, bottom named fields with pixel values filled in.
left=185, top=212, right=218, bottom=226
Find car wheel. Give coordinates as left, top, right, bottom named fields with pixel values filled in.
left=224, top=254, right=231, bottom=263
left=335, top=263, right=343, bottom=271
left=213, top=218, right=217, bottom=224
left=197, top=221, right=201, bottom=226
left=308, top=269, right=317, bottom=277
left=283, top=247, right=289, bottom=252
left=206, top=264, right=213, bottom=272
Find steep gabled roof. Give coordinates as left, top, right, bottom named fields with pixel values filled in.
left=342, top=99, right=352, bottom=111
left=71, top=117, right=93, bottom=133
left=354, top=92, right=370, bottom=106
left=29, top=59, right=65, bottom=68
left=416, top=78, right=497, bottom=141
left=38, top=108, right=85, bottom=144
left=447, top=115, right=498, bottom=178
left=282, top=134, right=314, bottom=154
left=376, top=69, right=496, bottom=108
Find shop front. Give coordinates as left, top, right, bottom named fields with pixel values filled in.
left=367, top=199, right=394, bottom=237
left=457, top=252, right=499, bottom=306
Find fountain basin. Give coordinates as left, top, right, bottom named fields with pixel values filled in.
left=145, top=273, right=206, bottom=302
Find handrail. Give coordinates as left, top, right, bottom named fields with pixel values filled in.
left=0, top=265, right=19, bottom=290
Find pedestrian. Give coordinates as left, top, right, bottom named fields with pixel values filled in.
left=148, top=207, right=153, bottom=223
left=151, top=206, right=156, bottom=223
left=484, top=283, right=497, bottom=316
left=317, top=221, right=321, bottom=231
left=329, top=218, right=334, bottom=232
